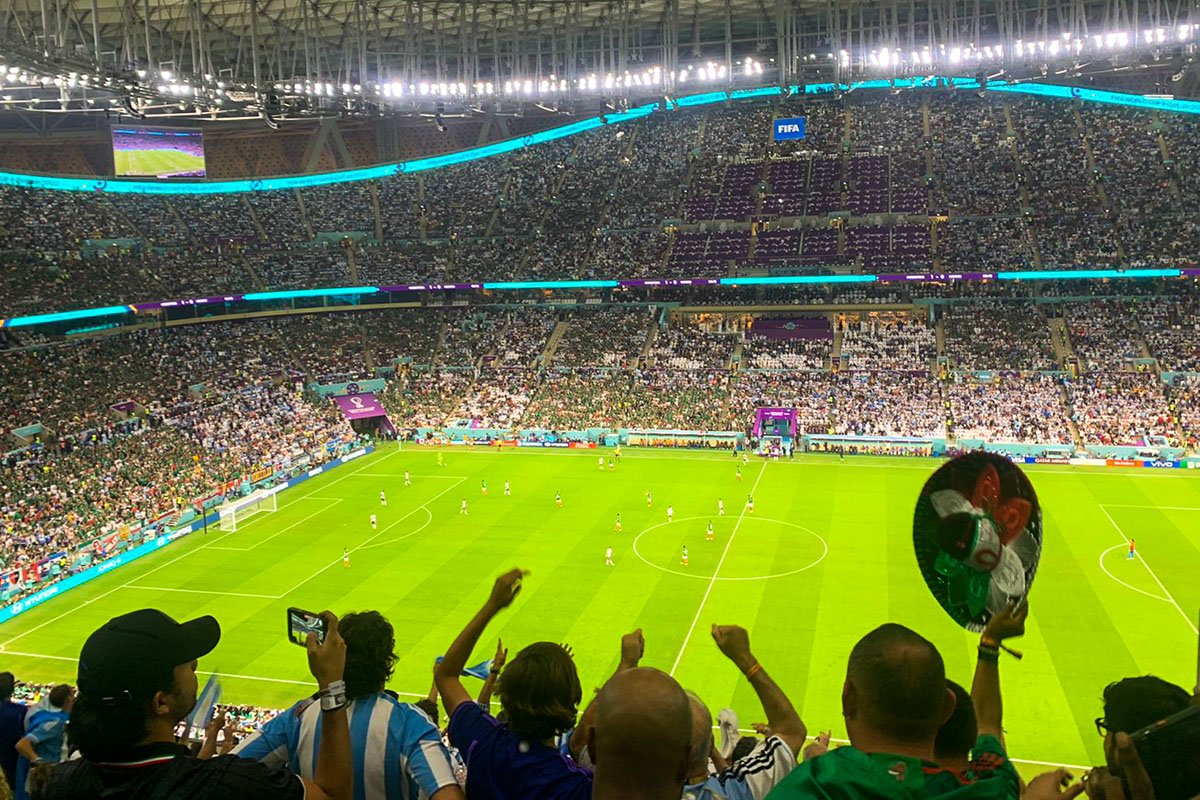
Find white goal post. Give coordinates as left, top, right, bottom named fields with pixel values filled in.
left=218, top=487, right=280, bottom=531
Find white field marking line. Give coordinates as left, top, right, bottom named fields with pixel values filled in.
left=1099, top=505, right=1199, bottom=636
left=278, top=477, right=467, bottom=597
left=412, top=447, right=1197, bottom=477
left=0, top=449, right=399, bottom=649
left=188, top=499, right=343, bottom=554
left=1097, top=544, right=1171, bottom=603
left=669, top=462, right=768, bottom=677
left=356, top=473, right=469, bottom=479
left=0, top=649, right=428, bottom=698
left=357, top=507, right=435, bottom=551
left=1099, top=504, right=1200, bottom=511
left=124, top=586, right=280, bottom=599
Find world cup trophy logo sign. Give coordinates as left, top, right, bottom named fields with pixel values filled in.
left=912, top=452, right=1042, bottom=632
left=349, top=396, right=366, bottom=412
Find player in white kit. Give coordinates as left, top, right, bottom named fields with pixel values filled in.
left=667, top=505, right=674, bottom=522
left=369, top=514, right=377, bottom=529
left=380, top=491, right=387, bottom=507
left=718, top=498, right=725, bottom=516
left=605, top=546, right=614, bottom=567
left=404, top=471, right=411, bottom=486
left=504, top=480, right=511, bottom=496
left=460, top=498, right=468, bottom=515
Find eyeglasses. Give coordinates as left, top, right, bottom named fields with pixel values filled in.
left=1094, top=717, right=1110, bottom=737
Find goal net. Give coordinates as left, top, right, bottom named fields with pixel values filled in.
left=218, top=488, right=279, bottom=531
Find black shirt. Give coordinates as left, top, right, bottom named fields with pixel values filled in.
left=35, top=742, right=305, bottom=800
left=0, top=700, right=28, bottom=789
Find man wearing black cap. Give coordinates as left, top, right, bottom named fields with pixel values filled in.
left=33, top=608, right=352, bottom=800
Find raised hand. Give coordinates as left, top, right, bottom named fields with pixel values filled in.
left=1023, top=769, right=1085, bottom=800
left=492, top=638, right=508, bottom=671
left=306, top=611, right=346, bottom=689
left=486, top=568, right=529, bottom=612
left=620, top=628, right=645, bottom=667
left=983, top=599, right=1029, bottom=642
left=711, top=624, right=754, bottom=671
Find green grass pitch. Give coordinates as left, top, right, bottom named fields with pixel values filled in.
left=2, top=446, right=1197, bottom=774
left=114, top=148, right=206, bottom=177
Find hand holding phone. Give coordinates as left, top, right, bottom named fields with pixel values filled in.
left=287, top=607, right=328, bottom=647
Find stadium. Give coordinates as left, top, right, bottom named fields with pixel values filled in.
left=1, top=0, right=1199, bottom=795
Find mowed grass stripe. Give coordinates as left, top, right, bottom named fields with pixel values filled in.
left=0, top=446, right=1196, bottom=773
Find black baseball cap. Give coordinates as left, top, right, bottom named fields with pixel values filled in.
left=77, top=609, right=221, bottom=703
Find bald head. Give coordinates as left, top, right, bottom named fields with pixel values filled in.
left=685, top=692, right=714, bottom=775
left=844, top=623, right=953, bottom=746
left=589, top=668, right=692, bottom=800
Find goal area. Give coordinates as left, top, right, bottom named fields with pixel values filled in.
left=218, top=488, right=279, bottom=531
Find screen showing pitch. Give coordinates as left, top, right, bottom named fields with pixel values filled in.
left=112, top=126, right=206, bottom=178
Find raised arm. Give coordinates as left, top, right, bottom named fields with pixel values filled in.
left=476, top=639, right=507, bottom=708
left=301, top=611, right=353, bottom=800
left=435, top=569, right=527, bottom=717
left=972, top=600, right=1028, bottom=739
left=711, top=624, right=807, bottom=758
left=570, top=629, right=643, bottom=762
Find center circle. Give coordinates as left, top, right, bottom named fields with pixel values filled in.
left=632, top=515, right=828, bottom=581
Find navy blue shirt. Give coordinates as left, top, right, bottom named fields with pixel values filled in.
left=0, top=700, right=28, bottom=789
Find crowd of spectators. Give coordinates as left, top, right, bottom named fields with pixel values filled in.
left=838, top=315, right=935, bottom=371
left=1064, top=301, right=1144, bottom=372
left=1067, top=372, right=1177, bottom=447
left=942, top=301, right=1058, bottom=371
left=7, top=93, right=1200, bottom=317
left=948, top=375, right=1073, bottom=444
left=553, top=307, right=653, bottom=368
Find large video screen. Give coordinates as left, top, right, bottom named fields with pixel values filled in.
left=112, top=126, right=206, bottom=178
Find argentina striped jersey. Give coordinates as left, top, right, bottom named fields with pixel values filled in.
left=233, top=692, right=460, bottom=800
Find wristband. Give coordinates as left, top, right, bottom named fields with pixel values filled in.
left=980, top=636, right=1001, bottom=649
left=318, top=679, right=348, bottom=712
left=744, top=662, right=763, bottom=680
left=977, top=647, right=1000, bottom=664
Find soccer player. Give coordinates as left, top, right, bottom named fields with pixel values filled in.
left=646, top=489, right=653, bottom=508
left=706, top=521, right=714, bottom=541
left=605, top=546, right=615, bottom=567
left=667, top=505, right=674, bottom=523
left=615, top=444, right=622, bottom=459
left=343, top=547, right=350, bottom=568
left=681, top=545, right=689, bottom=566
left=555, top=491, right=562, bottom=508
left=503, top=480, right=511, bottom=496
left=370, top=513, right=377, bottom=530
left=437, top=452, right=444, bottom=468
left=460, top=498, right=468, bottom=516
left=380, top=490, right=387, bottom=507
left=746, top=494, right=754, bottom=514
left=608, top=459, right=615, bottom=471
left=599, top=456, right=605, bottom=471
left=1128, top=538, right=1136, bottom=560
left=404, top=470, right=411, bottom=486
left=718, top=498, right=725, bottom=516
left=481, top=479, right=488, bottom=496
left=741, top=452, right=749, bottom=466
left=735, top=465, right=742, bottom=481
left=615, top=513, right=623, bottom=532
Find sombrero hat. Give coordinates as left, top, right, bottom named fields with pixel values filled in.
left=913, top=452, right=1042, bottom=632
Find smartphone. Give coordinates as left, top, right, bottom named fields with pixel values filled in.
left=286, top=607, right=327, bottom=647
left=1129, top=703, right=1200, bottom=800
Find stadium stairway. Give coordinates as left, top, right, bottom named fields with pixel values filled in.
left=1153, top=115, right=1185, bottom=205
left=638, top=324, right=658, bottom=369
left=294, top=189, right=316, bottom=240
left=242, top=196, right=270, bottom=242
left=1048, top=316, right=1078, bottom=370
left=541, top=319, right=570, bottom=367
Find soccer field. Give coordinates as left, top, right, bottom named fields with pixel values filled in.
left=2, top=446, right=1197, bottom=772
left=114, top=148, right=206, bottom=177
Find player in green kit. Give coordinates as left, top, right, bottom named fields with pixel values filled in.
left=706, top=521, right=714, bottom=541
left=615, top=513, right=622, bottom=532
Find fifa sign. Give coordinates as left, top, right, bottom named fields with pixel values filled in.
left=773, top=117, right=806, bottom=141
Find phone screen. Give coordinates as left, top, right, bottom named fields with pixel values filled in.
left=287, top=608, right=327, bottom=647
left=1131, top=703, right=1200, bottom=800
